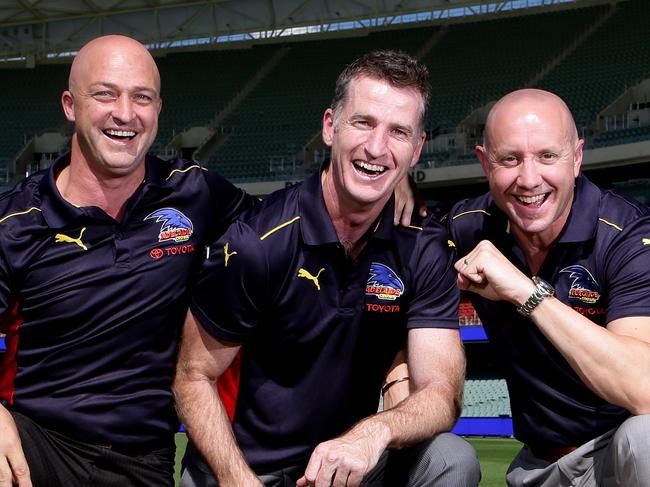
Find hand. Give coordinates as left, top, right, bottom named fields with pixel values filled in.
left=394, top=174, right=427, bottom=227
left=455, top=240, right=535, bottom=306
left=0, top=406, right=31, bottom=487
left=296, top=426, right=386, bottom=487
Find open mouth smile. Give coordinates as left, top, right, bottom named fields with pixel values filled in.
left=103, top=129, right=137, bottom=141
left=353, top=160, right=386, bottom=176
left=514, top=193, right=549, bottom=208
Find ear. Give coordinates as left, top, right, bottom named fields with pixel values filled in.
left=322, top=108, right=334, bottom=147
left=409, top=131, right=426, bottom=168
left=156, top=97, right=163, bottom=116
left=476, top=145, right=490, bottom=176
left=573, top=138, right=584, bottom=178
left=61, top=91, right=75, bottom=122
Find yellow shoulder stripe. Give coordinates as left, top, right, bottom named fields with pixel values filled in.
left=165, top=165, right=207, bottom=181
left=452, top=209, right=491, bottom=220
left=407, top=225, right=423, bottom=231
left=260, top=216, right=301, bottom=241
left=0, top=207, right=42, bottom=223
left=598, top=218, right=623, bottom=232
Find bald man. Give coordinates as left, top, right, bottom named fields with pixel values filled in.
left=446, top=88, right=650, bottom=486
left=0, top=35, right=251, bottom=486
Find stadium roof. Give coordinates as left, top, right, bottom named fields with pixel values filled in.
left=0, top=0, right=618, bottom=64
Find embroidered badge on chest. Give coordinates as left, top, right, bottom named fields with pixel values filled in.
left=559, top=265, right=601, bottom=304
left=366, top=262, right=404, bottom=301
left=144, top=208, right=194, bottom=243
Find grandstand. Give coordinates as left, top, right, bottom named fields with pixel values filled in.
left=1, top=0, right=650, bottom=445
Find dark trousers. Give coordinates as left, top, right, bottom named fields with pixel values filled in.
left=12, top=411, right=175, bottom=487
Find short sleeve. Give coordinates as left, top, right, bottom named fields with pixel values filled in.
left=406, top=217, right=460, bottom=330
left=190, top=220, right=267, bottom=342
left=604, top=216, right=650, bottom=322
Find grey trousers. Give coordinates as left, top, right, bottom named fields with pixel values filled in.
left=507, top=415, right=650, bottom=487
left=181, top=432, right=480, bottom=487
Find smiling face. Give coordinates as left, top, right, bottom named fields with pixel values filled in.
left=476, top=89, right=583, bottom=243
left=322, top=75, right=425, bottom=211
left=62, top=35, right=162, bottom=178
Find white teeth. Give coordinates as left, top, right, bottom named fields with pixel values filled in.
left=517, top=194, right=545, bottom=204
left=354, top=161, right=385, bottom=173
left=105, top=129, right=136, bottom=137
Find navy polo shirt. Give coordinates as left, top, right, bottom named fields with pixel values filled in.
left=191, top=168, right=459, bottom=473
left=446, top=174, right=650, bottom=449
left=0, top=153, right=250, bottom=447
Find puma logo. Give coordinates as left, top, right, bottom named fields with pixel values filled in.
left=642, top=238, right=650, bottom=246
left=54, top=227, right=88, bottom=251
left=297, top=267, right=325, bottom=291
left=224, top=242, right=237, bottom=267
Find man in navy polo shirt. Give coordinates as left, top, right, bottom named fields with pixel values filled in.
left=0, top=35, right=252, bottom=486
left=174, top=50, right=480, bottom=487
left=447, top=88, right=650, bottom=486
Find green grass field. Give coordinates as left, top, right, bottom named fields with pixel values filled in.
left=174, top=434, right=522, bottom=486
left=468, top=437, right=522, bottom=486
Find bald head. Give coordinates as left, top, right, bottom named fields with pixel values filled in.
left=484, top=89, right=578, bottom=150
left=69, top=35, right=160, bottom=94
left=475, top=88, right=584, bottom=241
left=62, top=35, right=162, bottom=178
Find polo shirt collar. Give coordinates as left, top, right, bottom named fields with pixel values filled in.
left=39, top=152, right=169, bottom=229
left=143, top=154, right=176, bottom=190
left=297, top=161, right=395, bottom=246
left=556, top=173, right=599, bottom=243
left=298, top=168, right=339, bottom=246
left=39, top=152, right=85, bottom=228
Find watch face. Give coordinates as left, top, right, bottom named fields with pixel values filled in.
left=533, top=276, right=555, bottom=296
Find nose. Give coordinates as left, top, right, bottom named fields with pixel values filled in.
left=364, top=127, right=389, bottom=160
left=112, top=95, right=135, bottom=123
left=516, top=157, right=543, bottom=189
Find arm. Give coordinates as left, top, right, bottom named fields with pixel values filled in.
left=0, top=246, right=31, bottom=487
left=173, top=312, right=262, bottom=487
left=298, top=328, right=464, bottom=487
left=456, top=239, right=650, bottom=414
left=381, top=349, right=409, bottom=410
left=0, top=404, right=31, bottom=487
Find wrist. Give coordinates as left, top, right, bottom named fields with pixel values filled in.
left=352, top=416, right=392, bottom=450
left=517, top=276, right=555, bottom=316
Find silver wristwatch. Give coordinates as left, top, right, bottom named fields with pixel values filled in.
left=517, top=276, right=555, bottom=316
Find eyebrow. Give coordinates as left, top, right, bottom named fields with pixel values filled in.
left=349, top=112, right=415, bottom=134
left=88, top=82, right=158, bottom=94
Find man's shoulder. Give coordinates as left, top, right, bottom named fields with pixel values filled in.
left=235, top=184, right=301, bottom=240
left=442, top=193, right=494, bottom=246
left=392, top=213, right=451, bottom=249
left=0, top=173, right=46, bottom=231
left=444, top=193, right=493, bottom=223
left=149, top=156, right=211, bottom=185
left=596, top=186, right=650, bottom=232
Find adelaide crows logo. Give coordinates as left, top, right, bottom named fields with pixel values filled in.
left=145, top=208, right=194, bottom=243
left=560, top=265, right=600, bottom=304
left=366, top=262, right=404, bottom=301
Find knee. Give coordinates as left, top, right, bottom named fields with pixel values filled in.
left=612, top=415, right=650, bottom=455
left=419, top=433, right=481, bottom=485
left=610, top=415, right=650, bottom=485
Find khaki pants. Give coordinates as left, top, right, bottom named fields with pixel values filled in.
left=507, top=415, right=650, bottom=487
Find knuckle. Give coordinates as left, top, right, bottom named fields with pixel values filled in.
left=13, top=463, right=29, bottom=477
left=325, top=451, right=340, bottom=464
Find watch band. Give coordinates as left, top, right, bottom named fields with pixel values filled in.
left=517, top=276, right=555, bottom=316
